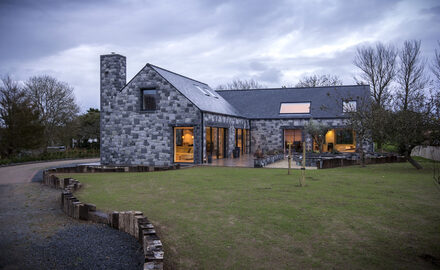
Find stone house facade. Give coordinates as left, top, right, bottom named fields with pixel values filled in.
left=100, top=53, right=372, bottom=166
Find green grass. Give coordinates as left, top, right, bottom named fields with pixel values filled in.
left=58, top=161, right=440, bottom=270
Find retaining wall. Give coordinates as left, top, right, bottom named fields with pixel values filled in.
left=42, top=170, right=164, bottom=270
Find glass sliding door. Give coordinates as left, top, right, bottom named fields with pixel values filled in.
left=235, top=128, right=250, bottom=154
left=206, top=127, right=228, bottom=160
left=284, top=129, right=302, bottom=153
left=218, top=128, right=225, bottom=159
left=174, top=127, right=194, bottom=163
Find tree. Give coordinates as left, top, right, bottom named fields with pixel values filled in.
left=341, top=95, right=377, bottom=167
left=216, top=79, right=265, bottom=90
left=353, top=42, right=397, bottom=107
left=0, top=76, right=44, bottom=157
left=304, top=119, right=330, bottom=153
left=395, top=40, right=428, bottom=111
left=25, top=75, right=79, bottom=147
left=74, top=108, right=100, bottom=149
left=295, top=74, right=343, bottom=87
left=432, top=41, right=440, bottom=84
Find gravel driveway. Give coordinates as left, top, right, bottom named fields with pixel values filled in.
left=0, top=159, right=144, bottom=270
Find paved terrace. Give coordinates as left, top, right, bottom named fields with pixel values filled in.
left=203, top=154, right=317, bottom=169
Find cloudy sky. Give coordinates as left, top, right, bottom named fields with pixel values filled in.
left=0, top=0, right=439, bottom=112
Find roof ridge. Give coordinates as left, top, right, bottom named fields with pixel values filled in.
left=148, top=63, right=209, bottom=87
left=215, top=84, right=369, bottom=92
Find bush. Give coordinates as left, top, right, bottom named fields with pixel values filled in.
left=0, top=148, right=99, bottom=165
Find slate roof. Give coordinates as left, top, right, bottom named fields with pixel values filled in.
left=216, top=85, right=370, bottom=119
left=148, top=64, right=241, bottom=117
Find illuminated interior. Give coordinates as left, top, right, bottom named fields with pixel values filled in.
left=284, top=129, right=303, bottom=152
left=206, top=127, right=227, bottom=159
left=235, top=129, right=250, bottom=154
left=280, top=102, right=310, bottom=114
left=174, top=127, right=194, bottom=162
left=313, top=129, right=356, bottom=152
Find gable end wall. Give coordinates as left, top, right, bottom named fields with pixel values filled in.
left=101, top=65, right=201, bottom=166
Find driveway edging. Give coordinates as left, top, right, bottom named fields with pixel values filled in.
left=42, top=169, right=164, bottom=270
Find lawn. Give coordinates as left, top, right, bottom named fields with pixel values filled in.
left=58, top=160, right=440, bottom=270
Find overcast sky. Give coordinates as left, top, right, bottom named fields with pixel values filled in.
left=1, top=0, right=439, bottom=112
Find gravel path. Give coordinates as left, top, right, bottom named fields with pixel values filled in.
left=0, top=161, right=144, bottom=270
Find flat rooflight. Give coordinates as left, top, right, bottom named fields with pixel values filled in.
left=280, top=102, right=310, bottom=114
left=195, top=85, right=210, bottom=96
left=203, top=87, right=219, bottom=98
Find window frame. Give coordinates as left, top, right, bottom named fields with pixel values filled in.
left=342, top=100, right=357, bottom=113
left=140, top=88, right=158, bottom=112
left=279, top=102, right=311, bottom=114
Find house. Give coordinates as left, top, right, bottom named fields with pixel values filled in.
left=100, top=53, right=372, bottom=166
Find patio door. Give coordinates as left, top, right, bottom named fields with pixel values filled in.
left=206, top=127, right=227, bottom=159
left=284, top=129, right=303, bottom=153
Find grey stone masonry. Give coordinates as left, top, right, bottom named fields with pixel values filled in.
left=202, top=113, right=250, bottom=161
left=251, top=118, right=373, bottom=153
left=101, top=59, right=201, bottom=166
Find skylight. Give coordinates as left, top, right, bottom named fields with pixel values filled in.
left=194, top=85, right=209, bottom=96
left=280, top=102, right=311, bottom=114
left=204, top=87, right=219, bottom=99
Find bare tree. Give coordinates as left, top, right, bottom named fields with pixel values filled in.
left=432, top=41, right=440, bottom=84
left=25, top=75, right=79, bottom=147
left=395, top=40, right=428, bottom=111
left=216, top=79, right=265, bottom=90
left=295, top=74, right=343, bottom=87
left=353, top=42, right=397, bottom=107
left=0, top=76, right=44, bottom=157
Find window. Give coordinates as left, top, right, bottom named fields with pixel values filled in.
left=343, top=100, right=357, bottom=112
left=141, top=89, right=157, bottom=111
left=195, top=85, right=209, bottom=96
left=336, top=129, right=354, bottom=144
left=204, top=87, right=219, bottom=99
left=280, top=102, right=310, bottom=114
left=174, top=127, right=194, bottom=163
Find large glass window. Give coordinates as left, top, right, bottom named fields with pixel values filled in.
left=284, top=129, right=303, bottom=152
left=336, top=129, right=354, bottom=144
left=206, top=127, right=227, bottom=160
left=141, top=89, right=157, bottom=111
left=174, top=127, right=194, bottom=163
left=280, top=102, right=310, bottom=114
left=235, top=128, right=250, bottom=154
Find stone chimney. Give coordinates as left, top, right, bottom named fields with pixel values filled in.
left=100, top=53, right=126, bottom=112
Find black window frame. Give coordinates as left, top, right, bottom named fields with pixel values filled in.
left=336, top=129, right=354, bottom=144
left=140, top=88, right=158, bottom=112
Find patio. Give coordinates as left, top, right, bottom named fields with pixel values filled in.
left=202, top=154, right=318, bottom=169
left=203, top=154, right=254, bottom=167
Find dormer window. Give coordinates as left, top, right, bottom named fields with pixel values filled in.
left=280, top=102, right=310, bottom=114
left=141, top=89, right=157, bottom=111
left=343, top=100, right=357, bottom=112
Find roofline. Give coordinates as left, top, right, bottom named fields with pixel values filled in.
left=215, top=84, right=370, bottom=92
left=148, top=63, right=209, bottom=87
left=247, top=115, right=350, bottom=120
left=144, top=64, right=205, bottom=113
left=118, top=64, right=148, bottom=92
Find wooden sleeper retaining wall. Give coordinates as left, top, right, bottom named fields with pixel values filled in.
left=42, top=170, right=164, bottom=270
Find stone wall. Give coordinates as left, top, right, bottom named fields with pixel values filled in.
left=250, top=118, right=373, bottom=154
left=202, top=112, right=250, bottom=161
left=42, top=170, right=164, bottom=270
left=101, top=58, right=202, bottom=166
